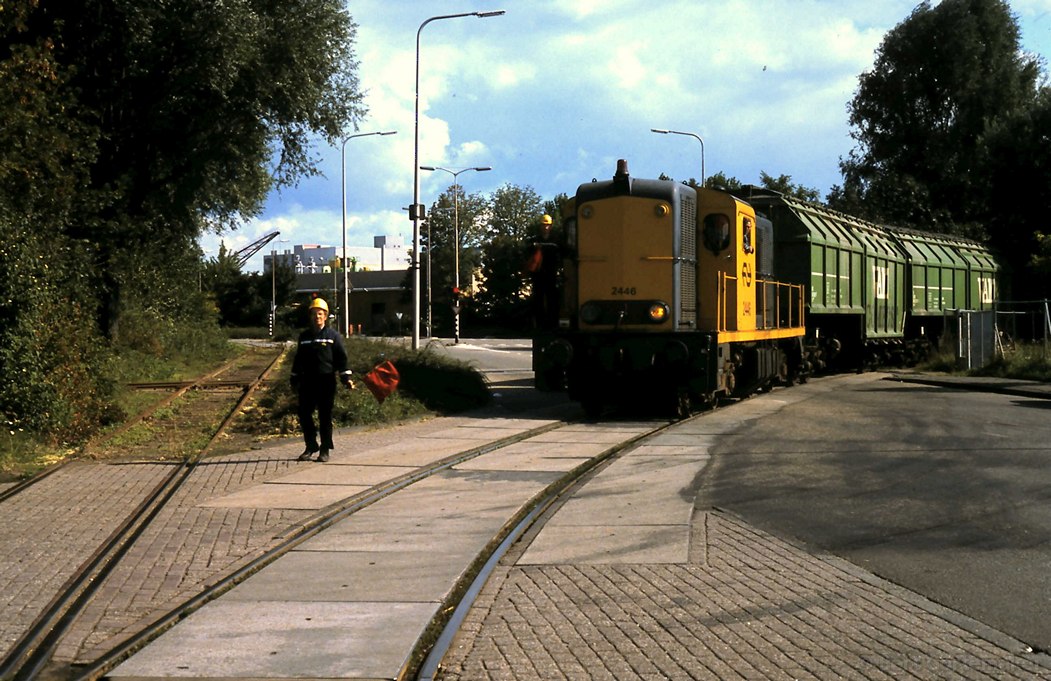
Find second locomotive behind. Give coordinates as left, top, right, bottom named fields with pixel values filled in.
left=533, top=160, right=998, bottom=417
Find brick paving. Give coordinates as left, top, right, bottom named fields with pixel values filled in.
left=4, top=405, right=537, bottom=670
left=55, top=452, right=309, bottom=663
left=440, top=511, right=1051, bottom=680
left=0, top=460, right=174, bottom=654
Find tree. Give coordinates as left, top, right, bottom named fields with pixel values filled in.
left=757, top=172, right=821, bottom=203
left=835, top=0, right=1041, bottom=234
left=0, top=5, right=112, bottom=442
left=0, top=1, right=364, bottom=440
left=201, top=246, right=296, bottom=328
left=423, top=186, right=488, bottom=335
left=476, top=184, right=546, bottom=327
left=702, top=171, right=743, bottom=192
left=981, top=87, right=1051, bottom=296
left=5, top=0, right=366, bottom=338
left=668, top=170, right=820, bottom=203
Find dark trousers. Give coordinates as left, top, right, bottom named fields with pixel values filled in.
left=297, top=374, right=336, bottom=450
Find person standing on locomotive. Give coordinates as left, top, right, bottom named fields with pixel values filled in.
left=290, top=297, right=355, bottom=463
left=526, top=214, right=561, bottom=330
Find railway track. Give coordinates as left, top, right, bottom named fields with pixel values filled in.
left=0, top=345, right=286, bottom=681
left=86, top=344, right=287, bottom=461
left=0, top=395, right=683, bottom=681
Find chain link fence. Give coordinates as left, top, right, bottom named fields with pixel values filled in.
left=944, top=300, right=1051, bottom=370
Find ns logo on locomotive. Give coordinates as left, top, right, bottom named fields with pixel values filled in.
left=532, top=160, right=999, bottom=418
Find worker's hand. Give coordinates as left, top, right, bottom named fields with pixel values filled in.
left=342, top=377, right=356, bottom=390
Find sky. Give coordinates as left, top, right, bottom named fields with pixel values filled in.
left=201, top=0, right=1051, bottom=273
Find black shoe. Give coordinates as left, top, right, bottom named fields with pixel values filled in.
left=317, top=449, right=330, bottom=463
left=298, top=448, right=318, bottom=461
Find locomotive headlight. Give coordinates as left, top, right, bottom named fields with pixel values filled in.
left=648, top=303, right=669, bottom=323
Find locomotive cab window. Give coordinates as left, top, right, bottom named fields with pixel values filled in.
left=742, top=217, right=754, bottom=254
left=703, top=213, right=731, bottom=253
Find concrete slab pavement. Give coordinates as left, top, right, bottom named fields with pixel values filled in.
left=108, top=420, right=659, bottom=680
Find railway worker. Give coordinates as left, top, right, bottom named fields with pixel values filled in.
left=526, top=214, right=561, bottom=331
left=290, top=297, right=355, bottom=462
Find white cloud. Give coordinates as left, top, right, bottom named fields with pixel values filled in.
left=1014, top=0, right=1051, bottom=15
left=209, top=0, right=1049, bottom=269
left=492, top=61, right=537, bottom=88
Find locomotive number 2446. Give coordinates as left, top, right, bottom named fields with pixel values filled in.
left=610, top=286, right=637, bottom=296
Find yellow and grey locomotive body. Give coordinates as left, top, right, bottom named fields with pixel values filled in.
left=534, top=160, right=807, bottom=416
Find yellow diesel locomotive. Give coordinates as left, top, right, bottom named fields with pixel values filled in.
left=533, top=160, right=807, bottom=417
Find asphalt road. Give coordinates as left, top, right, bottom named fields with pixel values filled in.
left=424, top=337, right=569, bottom=414
left=700, top=374, right=1051, bottom=654
left=429, top=336, right=534, bottom=373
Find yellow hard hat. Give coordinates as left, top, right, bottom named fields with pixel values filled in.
left=540, top=214, right=553, bottom=225
left=309, top=297, right=329, bottom=313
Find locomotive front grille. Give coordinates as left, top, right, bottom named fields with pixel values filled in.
left=679, top=195, right=698, bottom=327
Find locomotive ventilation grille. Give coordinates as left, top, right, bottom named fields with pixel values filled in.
left=679, top=195, right=697, bottom=325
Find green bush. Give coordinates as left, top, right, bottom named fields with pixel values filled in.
left=242, top=336, right=491, bottom=438
left=345, top=337, right=490, bottom=412
left=0, top=232, right=116, bottom=444
left=109, top=305, right=234, bottom=383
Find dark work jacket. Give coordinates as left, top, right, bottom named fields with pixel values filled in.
left=290, top=325, right=352, bottom=383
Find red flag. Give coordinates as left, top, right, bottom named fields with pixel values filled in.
left=362, top=360, right=399, bottom=403
left=525, top=246, right=542, bottom=273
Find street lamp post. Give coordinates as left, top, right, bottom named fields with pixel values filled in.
left=341, top=130, right=397, bottom=337
left=651, top=128, right=705, bottom=186
left=411, top=10, right=505, bottom=350
left=270, top=238, right=287, bottom=337
left=270, top=245, right=278, bottom=338
left=426, top=217, right=431, bottom=337
left=420, top=206, right=452, bottom=338
left=420, top=165, right=490, bottom=343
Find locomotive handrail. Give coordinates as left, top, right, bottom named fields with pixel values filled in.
left=716, top=272, right=805, bottom=332
left=717, top=272, right=736, bottom=331
left=756, top=278, right=806, bottom=330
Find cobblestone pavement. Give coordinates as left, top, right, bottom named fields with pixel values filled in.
left=0, top=460, right=175, bottom=655
left=56, top=452, right=306, bottom=663
left=440, top=510, right=1050, bottom=680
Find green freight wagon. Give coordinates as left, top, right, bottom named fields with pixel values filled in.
left=746, top=188, right=907, bottom=369
left=885, top=227, right=998, bottom=340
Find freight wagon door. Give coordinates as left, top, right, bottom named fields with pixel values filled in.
left=859, top=227, right=906, bottom=340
